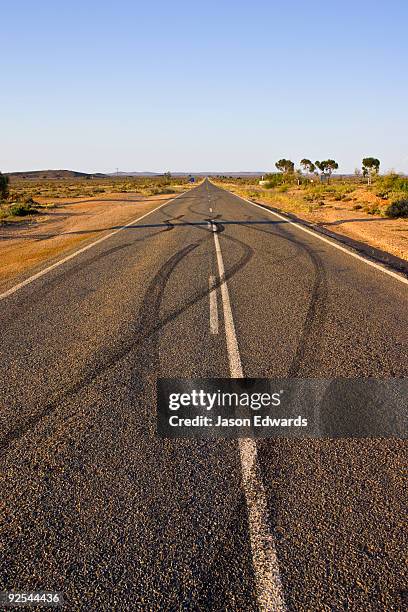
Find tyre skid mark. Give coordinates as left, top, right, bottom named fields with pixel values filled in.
left=0, top=227, right=253, bottom=455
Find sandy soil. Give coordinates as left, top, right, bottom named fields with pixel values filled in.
left=0, top=192, right=181, bottom=291
left=297, top=201, right=408, bottom=262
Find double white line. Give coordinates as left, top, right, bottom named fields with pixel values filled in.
left=210, top=221, right=286, bottom=612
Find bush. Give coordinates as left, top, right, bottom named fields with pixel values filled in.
left=22, top=196, right=37, bottom=205
left=375, top=174, right=408, bottom=198
left=9, top=201, right=37, bottom=216
left=157, top=188, right=176, bottom=195
left=0, top=172, right=9, bottom=199
left=384, top=198, right=408, bottom=218
left=263, top=173, right=286, bottom=188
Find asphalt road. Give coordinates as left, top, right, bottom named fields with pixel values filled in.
left=0, top=179, right=407, bottom=611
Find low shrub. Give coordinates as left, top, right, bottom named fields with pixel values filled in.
left=0, top=172, right=9, bottom=199
left=263, top=173, right=297, bottom=188
left=361, top=204, right=379, bottom=215
left=263, top=174, right=284, bottom=188
left=22, top=196, right=38, bottom=205
left=8, top=197, right=39, bottom=216
left=384, top=198, right=408, bottom=218
left=248, top=191, right=259, bottom=200
left=9, top=202, right=36, bottom=216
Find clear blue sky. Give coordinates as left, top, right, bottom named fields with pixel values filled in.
left=1, top=0, right=407, bottom=174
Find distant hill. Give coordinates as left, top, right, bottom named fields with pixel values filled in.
left=6, top=169, right=266, bottom=179
left=107, top=171, right=266, bottom=177
left=6, top=170, right=108, bottom=180
left=106, top=171, right=160, bottom=177
left=194, top=172, right=265, bottom=177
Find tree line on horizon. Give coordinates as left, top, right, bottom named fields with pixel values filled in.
left=273, top=157, right=381, bottom=184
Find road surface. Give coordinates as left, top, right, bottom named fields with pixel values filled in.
left=0, top=179, right=407, bottom=610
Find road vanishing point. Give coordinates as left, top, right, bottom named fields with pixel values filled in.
left=0, top=179, right=407, bottom=611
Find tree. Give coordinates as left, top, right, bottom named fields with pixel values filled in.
left=315, top=159, right=339, bottom=183
left=300, top=159, right=316, bottom=174
left=325, top=160, right=339, bottom=179
left=275, top=159, right=294, bottom=174
left=362, top=157, right=380, bottom=185
left=0, top=172, right=9, bottom=200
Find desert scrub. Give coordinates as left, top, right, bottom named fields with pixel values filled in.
left=247, top=191, right=260, bottom=200
left=262, top=174, right=286, bottom=188
left=385, top=198, right=408, bottom=218
left=375, top=174, right=408, bottom=199
left=0, top=196, right=39, bottom=219
left=157, top=187, right=176, bottom=195
left=7, top=176, right=190, bottom=201
left=361, top=203, right=382, bottom=215
left=0, top=203, right=9, bottom=219
left=9, top=199, right=38, bottom=216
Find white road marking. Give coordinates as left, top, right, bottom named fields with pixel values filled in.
left=0, top=190, right=188, bottom=301
left=208, top=275, right=219, bottom=334
left=209, top=207, right=213, bottom=213
left=212, top=223, right=242, bottom=376
left=213, top=182, right=408, bottom=287
left=212, top=221, right=286, bottom=611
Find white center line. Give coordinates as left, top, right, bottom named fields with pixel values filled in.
left=208, top=275, right=219, bottom=334
left=209, top=207, right=213, bottom=213
left=212, top=223, right=242, bottom=376
left=211, top=221, right=286, bottom=612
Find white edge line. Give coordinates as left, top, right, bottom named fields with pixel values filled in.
left=211, top=181, right=408, bottom=287
left=211, top=221, right=286, bottom=611
left=0, top=189, right=190, bottom=301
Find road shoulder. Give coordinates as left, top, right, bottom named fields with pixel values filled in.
left=0, top=191, right=186, bottom=292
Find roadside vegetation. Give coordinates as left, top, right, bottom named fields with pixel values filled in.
left=214, top=158, right=408, bottom=220
left=0, top=173, right=191, bottom=223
